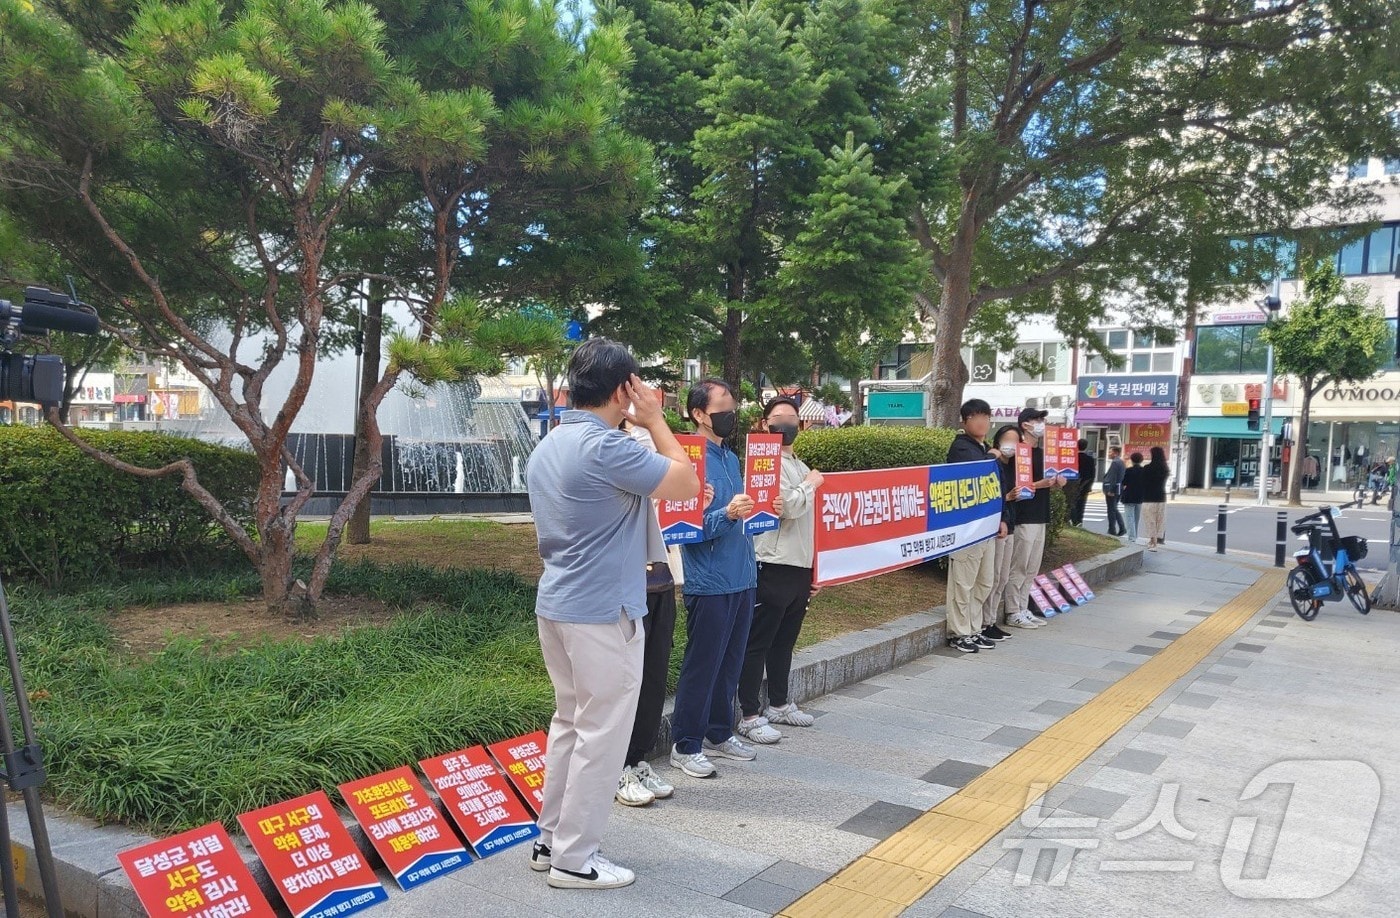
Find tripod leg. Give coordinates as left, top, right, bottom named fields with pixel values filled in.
left=0, top=795, right=20, bottom=918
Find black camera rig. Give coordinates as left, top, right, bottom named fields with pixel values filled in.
left=0, top=285, right=101, bottom=404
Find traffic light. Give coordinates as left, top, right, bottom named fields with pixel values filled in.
left=1246, top=397, right=1261, bottom=431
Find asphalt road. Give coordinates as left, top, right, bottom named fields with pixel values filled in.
left=1078, top=493, right=1394, bottom=571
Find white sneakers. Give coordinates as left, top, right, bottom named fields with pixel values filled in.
left=670, top=744, right=717, bottom=778
left=616, top=761, right=675, bottom=806
left=547, top=852, right=636, bottom=890
left=703, top=735, right=758, bottom=761
left=736, top=715, right=782, bottom=744
left=633, top=760, right=674, bottom=798
left=1006, top=613, right=1045, bottom=629
left=765, top=703, right=815, bottom=727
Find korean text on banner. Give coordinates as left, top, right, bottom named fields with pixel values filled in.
left=1014, top=442, right=1035, bottom=499
left=238, top=791, right=388, bottom=918
left=812, top=460, right=1002, bottom=587
left=1051, top=567, right=1088, bottom=606
left=420, top=745, right=540, bottom=858
left=659, top=434, right=707, bottom=544
left=1064, top=562, right=1096, bottom=600
left=338, top=766, right=471, bottom=890
left=487, top=731, right=548, bottom=817
left=1027, top=585, right=1058, bottom=617
left=1045, top=426, right=1080, bottom=479
left=118, top=823, right=276, bottom=918
left=743, top=433, right=783, bottom=536
left=1035, top=574, right=1073, bottom=613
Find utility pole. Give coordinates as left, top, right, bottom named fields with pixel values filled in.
left=1376, top=286, right=1400, bottom=608
left=1256, top=277, right=1282, bottom=506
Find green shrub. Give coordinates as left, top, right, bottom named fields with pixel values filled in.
left=1048, top=487, right=1069, bottom=547
left=793, top=425, right=958, bottom=472
left=0, top=427, right=259, bottom=585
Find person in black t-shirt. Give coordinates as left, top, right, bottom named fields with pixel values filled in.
left=1002, top=408, right=1066, bottom=627
left=1070, top=439, right=1096, bottom=526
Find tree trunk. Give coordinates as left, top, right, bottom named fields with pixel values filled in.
left=347, top=281, right=385, bottom=545
left=258, top=516, right=305, bottom=619
left=1287, top=384, right=1313, bottom=506
left=928, top=226, right=977, bottom=428
left=722, top=265, right=744, bottom=388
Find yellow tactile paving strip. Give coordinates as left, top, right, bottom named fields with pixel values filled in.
left=779, top=569, right=1284, bottom=917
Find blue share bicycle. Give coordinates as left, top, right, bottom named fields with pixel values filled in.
left=1287, top=505, right=1371, bottom=621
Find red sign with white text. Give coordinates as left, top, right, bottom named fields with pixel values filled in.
left=1014, top=442, right=1035, bottom=499
left=1051, top=567, right=1088, bottom=606
left=487, top=731, right=548, bottom=816
left=1028, top=586, right=1058, bottom=617
left=237, top=791, right=387, bottom=918
left=658, top=434, right=707, bottom=544
left=1035, top=574, right=1073, bottom=613
left=338, top=766, right=470, bottom=890
left=744, top=433, right=784, bottom=535
left=118, top=823, right=275, bottom=918
left=420, top=745, right=540, bottom=858
left=1063, top=563, right=1096, bottom=601
left=1124, top=423, right=1171, bottom=463
left=1044, top=426, right=1080, bottom=479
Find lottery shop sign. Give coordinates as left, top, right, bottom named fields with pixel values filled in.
left=659, top=434, right=707, bottom=544
left=487, top=731, right=548, bottom=816
left=813, top=460, right=1002, bottom=587
left=238, top=791, right=388, bottom=918
left=420, top=745, right=540, bottom=858
left=118, top=823, right=275, bottom=918
left=743, top=433, right=783, bottom=536
left=338, top=767, right=470, bottom=890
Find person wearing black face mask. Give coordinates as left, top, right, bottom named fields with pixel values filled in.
left=737, top=397, right=825, bottom=744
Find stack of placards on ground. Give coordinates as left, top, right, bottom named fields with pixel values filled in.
left=1028, top=565, right=1097, bottom=617
left=117, top=731, right=550, bottom=918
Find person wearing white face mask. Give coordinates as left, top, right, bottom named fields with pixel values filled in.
left=1002, top=408, right=1065, bottom=628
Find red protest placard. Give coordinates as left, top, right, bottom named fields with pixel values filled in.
left=118, top=823, right=276, bottom=918
left=420, top=745, right=540, bottom=858
left=659, top=434, right=707, bottom=544
left=1063, top=562, right=1096, bottom=600
left=337, top=766, right=470, bottom=890
left=1035, top=574, right=1072, bottom=613
left=486, top=731, right=548, bottom=817
left=1051, top=567, right=1088, bottom=606
left=1044, top=426, right=1080, bottom=479
left=743, top=433, right=784, bottom=536
left=238, top=791, right=388, bottom=918
left=1014, top=442, right=1035, bottom=499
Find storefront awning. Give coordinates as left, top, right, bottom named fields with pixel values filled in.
left=1187, top=416, right=1284, bottom=438
left=1075, top=407, right=1175, bottom=424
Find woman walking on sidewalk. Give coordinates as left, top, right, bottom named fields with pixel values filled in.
left=1121, top=452, right=1144, bottom=543
left=737, top=397, right=823, bottom=744
left=1140, top=446, right=1171, bottom=551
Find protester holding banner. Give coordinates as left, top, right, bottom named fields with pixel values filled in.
left=1141, top=445, right=1171, bottom=551
left=983, top=424, right=1023, bottom=636
left=525, top=338, right=700, bottom=890
left=737, top=397, right=823, bottom=743
left=1102, top=447, right=1127, bottom=537
left=1121, top=452, right=1145, bottom=543
left=1003, top=408, right=1065, bottom=629
left=672, top=378, right=762, bottom=778
left=943, top=400, right=1004, bottom=653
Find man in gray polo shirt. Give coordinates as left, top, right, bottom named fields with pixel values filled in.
left=525, top=338, right=700, bottom=890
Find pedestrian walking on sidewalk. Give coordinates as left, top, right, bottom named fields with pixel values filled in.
left=737, top=397, right=823, bottom=743
left=982, top=424, right=1023, bottom=637
left=671, top=378, right=761, bottom=779
left=1002, top=408, right=1065, bottom=629
left=1102, top=447, right=1126, bottom=537
left=526, top=339, right=700, bottom=890
left=1140, top=446, right=1170, bottom=551
left=1121, top=452, right=1144, bottom=543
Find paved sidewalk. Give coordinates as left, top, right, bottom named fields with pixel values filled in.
left=341, top=547, right=1394, bottom=916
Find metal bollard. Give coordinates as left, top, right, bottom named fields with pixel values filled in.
left=1216, top=504, right=1227, bottom=555
left=1275, top=510, right=1288, bottom=567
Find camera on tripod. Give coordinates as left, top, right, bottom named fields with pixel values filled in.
left=0, top=286, right=101, bottom=404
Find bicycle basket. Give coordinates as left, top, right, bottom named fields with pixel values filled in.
left=1337, top=535, right=1368, bottom=561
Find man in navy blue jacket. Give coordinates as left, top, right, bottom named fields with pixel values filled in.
left=671, top=378, right=763, bottom=779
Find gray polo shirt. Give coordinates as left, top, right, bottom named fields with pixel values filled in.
left=527, top=410, right=673, bottom=623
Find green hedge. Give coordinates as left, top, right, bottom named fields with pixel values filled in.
left=0, top=427, right=259, bottom=585
left=794, top=425, right=958, bottom=471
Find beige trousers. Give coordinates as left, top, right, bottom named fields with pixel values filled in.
left=1141, top=501, right=1167, bottom=540
left=536, top=611, right=645, bottom=871
left=947, top=538, right=997, bottom=637
left=983, top=534, right=1015, bottom=628
left=1004, top=523, right=1047, bottom=619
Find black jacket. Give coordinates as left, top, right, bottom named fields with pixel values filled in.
left=997, top=456, right=1018, bottom=533
left=947, top=432, right=991, bottom=464
left=1078, top=450, right=1097, bottom=484
left=1141, top=462, right=1170, bottom=503
left=1121, top=465, right=1145, bottom=504
left=1018, top=448, right=1051, bottom=524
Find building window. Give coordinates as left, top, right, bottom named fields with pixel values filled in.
left=1194, top=324, right=1269, bottom=375
left=878, top=344, right=919, bottom=380
left=961, top=345, right=998, bottom=383
left=1347, top=160, right=1370, bottom=180
left=1337, top=237, right=1366, bottom=275
left=1012, top=342, right=1069, bottom=384
left=1085, top=329, right=1174, bottom=375
left=1386, top=159, right=1400, bottom=176
left=1366, top=226, right=1396, bottom=275
left=1228, top=235, right=1298, bottom=281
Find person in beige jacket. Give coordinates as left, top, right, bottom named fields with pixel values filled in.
left=736, top=397, right=824, bottom=744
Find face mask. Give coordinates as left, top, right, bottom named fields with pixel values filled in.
left=999, top=440, right=1018, bottom=456
left=769, top=422, right=799, bottom=446
left=1030, top=422, right=1046, bottom=438
left=708, top=410, right=737, bottom=438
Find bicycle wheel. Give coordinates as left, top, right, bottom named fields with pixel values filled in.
left=1345, top=566, right=1371, bottom=615
left=1287, top=567, right=1321, bottom=621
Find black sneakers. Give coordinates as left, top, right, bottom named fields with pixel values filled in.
left=972, top=634, right=996, bottom=650
left=530, top=842, right=551, bottom=872
left=950, top=635, right=979, bottom=653
left=982, top=624, right=1011, bottom=642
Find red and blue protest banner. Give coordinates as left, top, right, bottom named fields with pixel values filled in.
left=338, top=766, right=471, bottom=891
left=1063, top=562, right=1096, bottom=600
left=238, top=791, right=388, bottom=918
left=1035, top=573, right=1073, bottom=614
left=659, top=434, right=706, bottom=544
left=812, top=460, right=1003, bottom=587
left=487, top=731, right=548, bottom=817
left=420, top=745, right=539, bottom=858
left=743, top=433, right=783, bottom=536
left=1044, top=426, right=1080, bottom=479
left=118, top=823, right=276, bottom=918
